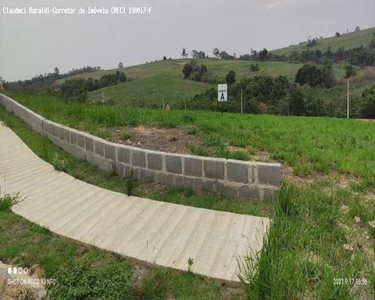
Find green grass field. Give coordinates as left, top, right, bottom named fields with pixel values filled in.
left=4, top=91, right=375, bottom=183
left=55, top=59, right=346, bottom=105
left=271, top=26, right=375, bottom=56
left=1, top=94, right=375, bottom=298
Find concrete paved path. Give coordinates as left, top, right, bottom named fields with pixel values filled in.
left=0, top=124, right=270, bottom=285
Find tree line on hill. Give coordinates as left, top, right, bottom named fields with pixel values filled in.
left=179, top=62, right=375, bottom=118
left=60, top=71, right=127, bottom=102
left=183, top=76, right=375, bottom=118
left=182, top=32, right=375, bottom=67
left=2, top=65, right=127, bottom=103
left=3, top=66, right=102, bottom=93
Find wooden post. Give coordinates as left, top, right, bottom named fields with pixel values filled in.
left=241, top=86, right=243, bottom=115
left=347, top=77, right=350, bottom=119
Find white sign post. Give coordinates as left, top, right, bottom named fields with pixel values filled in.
left=218, top=84, right=227, bottom=102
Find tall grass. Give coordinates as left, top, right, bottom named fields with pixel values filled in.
left=239, top=182, right=375, bottom=299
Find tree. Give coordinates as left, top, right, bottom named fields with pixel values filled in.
left=358, top=85, right=375, bottom=118
left=288, top=89, right=305, bottom=116
left=225, top=70, right=236, bottom=85
left=307, top=38, right=317, bottom=47
left=54, top=67, right=59, bottom=75
left=220, top=51, right=233, bottom=60
left=118, top=62, right=124, bottom=68
left=335, top=32, right=340, bottom=37
left=213, top=48, right=220, bottom=59
left=258, top=48, right=268, bottom=61
left=191, top=50, right=198, bottom=59
left=295, top=64, right=336, bottom=88
left=355, top=26, right=360, bottom=32
left=197, top=51, right=206, bottom=59
left=182, top=63, right=194, bottom=78
left=182, top=48, right=188, bottom=59
left=163, top=56, right=167, bottom=60
left=345, top=65, right=356, bottom=78
left=60, top=78, right=88, bottom=102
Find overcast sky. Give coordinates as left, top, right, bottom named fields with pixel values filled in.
left=1, top=0, right=374, bottom=81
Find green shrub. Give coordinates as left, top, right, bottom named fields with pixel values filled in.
left=358, top=84, right=375, bottom=118
left=125, top=170, right=136, bottom=196
left=122, top=130, right=134, bottom=140
left=47, top=250, right=133, bottom=299
left=52, top=152, right=68, bottom=172
left=250, top=63, right=260, bottom=72
left=0, top=193, right=20, bottom=211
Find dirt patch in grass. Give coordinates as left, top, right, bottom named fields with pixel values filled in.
left=357, top=118, right=375, bottom=122
left=282, top=165, right=360, bottom=187
left=113, top=126, right=204, bottom=154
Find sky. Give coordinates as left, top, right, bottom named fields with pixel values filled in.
left=0, top=0, right=374, bottom=81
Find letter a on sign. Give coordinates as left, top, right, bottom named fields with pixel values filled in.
left=218, top=84, right=227, bottom=102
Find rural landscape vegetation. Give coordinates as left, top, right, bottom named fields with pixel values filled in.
left=1, top=24, right=375, bottom=299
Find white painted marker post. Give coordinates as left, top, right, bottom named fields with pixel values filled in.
left=218, top=84, right=227, bottom=117
left=218, top=84, right=228, bottom=102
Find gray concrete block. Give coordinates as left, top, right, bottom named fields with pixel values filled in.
left=46, top=121, right=59, bottom=137
left=176, top=176, right=194, bottom=189
left=204, top=159, right=224, bottom=180
left=214, top=182, right=237, bottom=197
left=64, top=128, right=70, bottom=142
left=193, top=179, right=214, bottom=192
left=71, top=145, right=86, bottom=160
left=155, top=172, right=175, bottom=186
left=51, top=123, right=59, bottom=138
left=59, top=126, right=65, bottom=140
left=94, top=139, right=105, bottom=157
left=115, top=163, right=131, bottom=178
left=238, top=185, right=259, bottom=199
left=70, top=131, right=77, bottom=145
left=184, top=157, right=203, bottom=177
left=85, top=135, right=94, bottom=152
left=77, top=133, right=85, bottom=148
left=105, top=143, right=116, bottom=161
left=227, top=161, right=248, bottom=183
left=132, top=150, right=146, bottom=168
left=262, top=189, right=274, bottom=202
left=118, top=146, right=130, bottom=164
left=166, top=155, right=182, bottom=174
left=85, top=152, right=113, bottom=173
left=258, top=163, right=280, bottom=186
left=135, top=169, right=154, bottom=182
left=147, top=152, right=163, bottom=171
left=41, top=120, right=48, bottom=134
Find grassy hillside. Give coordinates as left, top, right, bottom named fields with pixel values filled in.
left=271, top=26, right=375, bottom=56
left=56, top=59, right=346, bottom=105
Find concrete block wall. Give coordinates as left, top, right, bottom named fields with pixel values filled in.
left=0, top=94, right=281, bottom=201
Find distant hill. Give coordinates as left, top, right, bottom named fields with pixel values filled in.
left=55, top=59, right=346, bottom=106
left=270, top=27, right=375, bottom=56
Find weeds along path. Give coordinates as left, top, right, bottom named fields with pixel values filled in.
left=0, top=123, right=269, bottom=285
